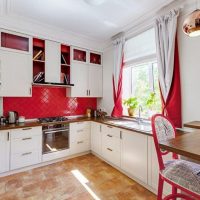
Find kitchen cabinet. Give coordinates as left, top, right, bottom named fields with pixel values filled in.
left=0, top=49, right=32, bottom=97
left=121, top=130, right=148, bottom=184
left=70, top=63, right=102, bottom=97
left=101, top=124, right=121, bottom=167
left=10, top=126, right=42, bottom=170
left=70, top=122, right=91, bottom=154
left=147, top=136, right=171, bottom=195
left=0, top=130, right=10, bottom=173
left=91, top=122, right=102, bottom=156
left=45, top=40, right=61, bottom=83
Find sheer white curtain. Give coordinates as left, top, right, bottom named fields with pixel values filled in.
left=155, top=9, right=179, bottom=102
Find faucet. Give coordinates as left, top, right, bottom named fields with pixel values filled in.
left=137, top=105, right=143, bottom=124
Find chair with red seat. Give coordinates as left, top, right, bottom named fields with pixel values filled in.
left=151, top=114, right=200, bottom=200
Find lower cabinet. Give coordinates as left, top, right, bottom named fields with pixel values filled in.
left=10, top=127, right=42, bottom=170
left=70, top=122, right=91, bottom=155
left=0, top=130, right=10, bottom=173
left=91, top=122, right=102, bottom=156
left=121, top=130, right=148, bottom=184
left=101, top=124, right=121, bottom=168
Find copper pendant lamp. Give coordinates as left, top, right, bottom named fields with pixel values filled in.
left=183, top=1, right=200, bottom=37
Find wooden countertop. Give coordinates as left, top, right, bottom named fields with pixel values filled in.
left=184, top=121, right=200, bottom=129
left=0, top=117, right=153, bottom=136
left=159, top=130, right=200, bottom=161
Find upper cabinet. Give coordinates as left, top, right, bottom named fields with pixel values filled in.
left=0, top=30, right=32, bottom=97
left=70, top=46, right=103, bottom=97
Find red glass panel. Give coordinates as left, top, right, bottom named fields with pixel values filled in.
left=73, top=49, right=86, bottom=62
left=90, top=53, right=101, bottom=65
left=1, top=32, right=29, bottom=52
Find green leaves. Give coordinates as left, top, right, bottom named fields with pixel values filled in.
left=123, top=97, right=138, bottom=110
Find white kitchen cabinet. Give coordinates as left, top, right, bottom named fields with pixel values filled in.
left=0, top=130, right=10, bottom=173
left=45, top=40, right=61, bottom=83
left=0, top=49, right=32, bottom=97
left=121, top=130, right=148, bottom=184
left=10, top=126, right=42, bottom=170
left=148, top=136, right=171, bottom=195
left=88, top=65, right=102, bottom=97
left=101, top=124, right=121, bottom=167
left=70, top=122, right=91, bottom=154
left=70, top=62, right=88, bottom=97
left=91, top=122, right=102, bottom=156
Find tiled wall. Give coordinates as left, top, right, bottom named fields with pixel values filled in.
left=3, top=87, right=97, bottom=119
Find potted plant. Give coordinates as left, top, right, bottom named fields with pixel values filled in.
left=123, top=97, right=138, bottom=117
left=145, top=92, right=157, bottom=118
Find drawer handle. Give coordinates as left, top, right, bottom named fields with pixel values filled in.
left=22, top=152, right=32, bottom=156
left=77, top=141, right=84, bottom=144
left=107, top=148, right=113, bottom=152
left=107, top=125, right=113, bottom=128
left=22, top=137, right=32, bottom=140
left=22, top=127, right=32, bottom=131
left=77, top=129, right=84, bottom=133
left=107, top=134, right=113, bottom=138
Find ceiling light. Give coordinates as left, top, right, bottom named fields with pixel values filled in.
left=183, top=1, right=200, bottom=37
left=84, top=0, right=106, bottom=6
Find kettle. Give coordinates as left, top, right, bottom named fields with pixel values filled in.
left=8, top=111, right=18, bottom=124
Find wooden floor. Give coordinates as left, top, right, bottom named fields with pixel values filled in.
left=0, top=154, right=156, bottom=200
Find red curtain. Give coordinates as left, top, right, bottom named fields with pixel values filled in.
left=161, top=37, right=182, bottom=128
left=111, top=56, right=124, bottom=117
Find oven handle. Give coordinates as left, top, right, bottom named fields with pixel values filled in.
left=43, top=129, right=69, bottom=134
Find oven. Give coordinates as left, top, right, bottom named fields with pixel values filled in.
left=42, top=123, right=69, bottom=154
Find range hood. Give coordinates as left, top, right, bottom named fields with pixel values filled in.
left=32, top=82, right=74, bottom=88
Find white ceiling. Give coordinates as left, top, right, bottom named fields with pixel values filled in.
left=7, top=0, right=173, bottom=42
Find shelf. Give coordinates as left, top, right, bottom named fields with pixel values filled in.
left=33, top=60, right=45, bottom=63
left=32, top=82, right=74, bottom=88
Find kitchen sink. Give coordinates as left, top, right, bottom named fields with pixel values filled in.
left=106, top=119, right=152, bottom=133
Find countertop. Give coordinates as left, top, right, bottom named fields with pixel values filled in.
left=184, top=121, right=200, bottom=129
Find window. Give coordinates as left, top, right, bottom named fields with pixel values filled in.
left=123, top=28, right=161, bottom=119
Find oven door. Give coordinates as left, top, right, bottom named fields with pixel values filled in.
left=43, top=128, right=69, bottom=154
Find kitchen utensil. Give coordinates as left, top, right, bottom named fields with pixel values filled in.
left=8, top=111, right=18, bottom=124
left=18, top=116, right=25, bottom=123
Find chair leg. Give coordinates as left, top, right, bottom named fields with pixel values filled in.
left=157, top=174, right=164, bottom=200
left=172, top=186, right=177, bottom=200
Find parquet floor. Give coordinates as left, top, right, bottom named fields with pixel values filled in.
left=0, top=154, right=156, bottom=200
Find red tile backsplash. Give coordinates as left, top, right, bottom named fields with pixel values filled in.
left=3, top=86, right=97, bottom=119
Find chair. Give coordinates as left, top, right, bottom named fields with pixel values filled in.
left=151, top=114, right=200, bottom=200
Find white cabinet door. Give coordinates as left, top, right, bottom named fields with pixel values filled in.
left=0, top=130, right=10, bottom=173
left=91, top=122, right=102, bottom=155
left=148, top=136, right=171, bottom=195
left=45, top=40, right=60, bottom=83
left=70, top=62, right=89, bottom=97
left=0, top=50, right=32, bottom=97
left=88, top=65, right=102, bottom=97
left=121, top=130, right=148, bottom=184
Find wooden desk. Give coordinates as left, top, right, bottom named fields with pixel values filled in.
left=159, top=130, right=200, bottom=161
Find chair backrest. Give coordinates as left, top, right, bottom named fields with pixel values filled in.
left=151, top=114, right=178, bottom=171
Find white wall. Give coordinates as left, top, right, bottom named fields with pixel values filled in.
left=178, top=13, right=200, bottom=123
left=98, top=46, right=114, bottom=115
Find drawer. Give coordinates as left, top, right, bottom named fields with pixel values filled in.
left=102, top=125, right=121, bottom=138
left=102, top=144, right=120, bottom=167
left=11, top=126, right=42, bottom=139
left=102, top=133, right=121, bottom=153
left=11, top=135, right=42, bottom=154
left=70, top=122, right=90, bottom=132
left=10, top=150, right=42, bottom=170
left=70, top=139, right=90, bottom=155
left=70, top=128, right=90, bottom=143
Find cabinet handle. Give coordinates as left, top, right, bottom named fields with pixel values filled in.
left=100, top=125, right=102, bottom=132
left=77, top=129, right=84, bottom=133
left=22, top=152, right=32, bottom=156
left=89, top=90, right=90, bottom=96
left=77, top=141, right=84, bottom=144
left=120, top=131, right=122, bottom=139
left=86, top=90, right=88, bottom=96
left=107, top=134, right=113, bottom=138
left=30, top=87, right=32, bottom=95
left=107, top=148, right=113, bottom=152
left=22, top=127, right=32, bottom=130
left=107, top=125, right=113, bottom=128
left=7, top=132, right=10, bottom=141
left=22, top=137, right=32, bottom=140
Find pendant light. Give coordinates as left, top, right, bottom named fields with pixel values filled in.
left=183, top=0, right=200, bottom=37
